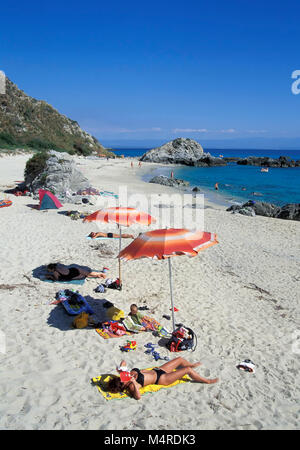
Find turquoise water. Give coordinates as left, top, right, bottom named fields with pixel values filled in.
left=114, top=148, right=300, bottom=206
left=170, top=164, right=300, bottom=206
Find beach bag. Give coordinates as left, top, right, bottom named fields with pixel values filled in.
left=166, top=326, right=197, bottom=352
left=106, top=306, right=125, bottom=321
left=72, top=312, right=89, bottom=329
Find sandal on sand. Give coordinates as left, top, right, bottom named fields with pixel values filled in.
left=144, top=343, right=158, bottom=349
left=237, top=359, right=256, bottom=373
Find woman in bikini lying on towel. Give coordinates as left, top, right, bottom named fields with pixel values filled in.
left=46, top=263, right=107, bottom=281
left=108, top=357, right=219, bottom=400
left=88, top=232, right=134, bottom=239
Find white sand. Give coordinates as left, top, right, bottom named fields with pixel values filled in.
left=0, top=154, right=299, bottom=430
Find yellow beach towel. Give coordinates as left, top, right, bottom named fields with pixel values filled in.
left=92, top=369, right=191, bottom=400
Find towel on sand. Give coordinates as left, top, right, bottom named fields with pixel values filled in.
left=96, top=327, right=132, bottom=339
left=43, top=278, right=85, bottom=285
left=123, top=315, right=161, bottom=333
left=92, top=369, right=191, bottom=400
left=96, top=315, right=161, bottom=339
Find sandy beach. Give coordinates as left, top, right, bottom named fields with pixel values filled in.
left=0, top=153, right=299, bottom=430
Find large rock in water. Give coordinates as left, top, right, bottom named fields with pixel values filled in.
left=140, top=138, right=225, bottom=166
left=25, top=150, right=90, bottom=199
left=236, top=156, right=299, bottom=168
left=149, top=175, right=189, bottom=188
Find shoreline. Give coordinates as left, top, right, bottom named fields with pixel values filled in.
left=138, top=162, right=237, bottom=208
left=2, top=149, right=298, bottom=209
left=133, top=160, right=300, bottom=210
left=72, top=155, right=228, bottom=212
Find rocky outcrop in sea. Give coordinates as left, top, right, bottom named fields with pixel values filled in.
left=140, top=138, right=226, bottom=167
left=227, top=200, right=300, bottom=221
left=230, top=156, right=300, bottom=168
left=149, top=175, right=190, bottom=188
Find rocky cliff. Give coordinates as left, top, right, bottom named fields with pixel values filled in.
left=0, top=77, right=112, bottom=156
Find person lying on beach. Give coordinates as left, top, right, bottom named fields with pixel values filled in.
left=88, top=232, right=134, bottom=239
left=109, top=357, right=219, bottom=400
left=46, top=263, right=107, bottom=281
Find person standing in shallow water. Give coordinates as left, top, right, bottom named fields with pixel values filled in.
left=214, top=182, right=219, bottom=190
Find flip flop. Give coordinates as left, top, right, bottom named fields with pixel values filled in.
left=144, top=343, right=158, bottom=349
left=237, top=359, right=256, bottom=373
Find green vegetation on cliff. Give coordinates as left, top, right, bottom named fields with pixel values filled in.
left=0, top=77, right=114, bottom=157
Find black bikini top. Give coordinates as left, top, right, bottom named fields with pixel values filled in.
left=131, top=368, right=144, bottom=387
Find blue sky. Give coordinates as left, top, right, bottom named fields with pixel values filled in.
left=1, top=1, right=300, bottom=148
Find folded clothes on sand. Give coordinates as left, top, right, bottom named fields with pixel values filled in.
left=92, top=369, right=191, bottom=400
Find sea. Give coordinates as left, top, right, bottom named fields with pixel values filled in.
left=113, top=148, right=300, bottom=207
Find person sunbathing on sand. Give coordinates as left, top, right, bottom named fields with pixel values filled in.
left=46, top=263, right=107, bottom=281
left=108, top=357, right=219, bottom=400
left=88, top=231, right=134, bottom=239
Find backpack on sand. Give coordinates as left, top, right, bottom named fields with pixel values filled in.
left=166, top=326, right=197, bottom=352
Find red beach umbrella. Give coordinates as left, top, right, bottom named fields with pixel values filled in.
left=83, top=207, right=154, bottom=227
left=118, top=228, right=218, bottom=330
left=83, top=207, right=156, bottom=287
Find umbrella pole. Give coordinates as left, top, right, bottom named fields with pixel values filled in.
left=118, top=225, right=122, bottom=287
left=168, top=258, right=176, bottom=332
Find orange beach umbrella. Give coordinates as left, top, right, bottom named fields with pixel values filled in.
left=83, top=207, right=156, bottom=286
left=83, top=207, right=154, bottom=227
left=118, top=228, right=218, bottom=330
